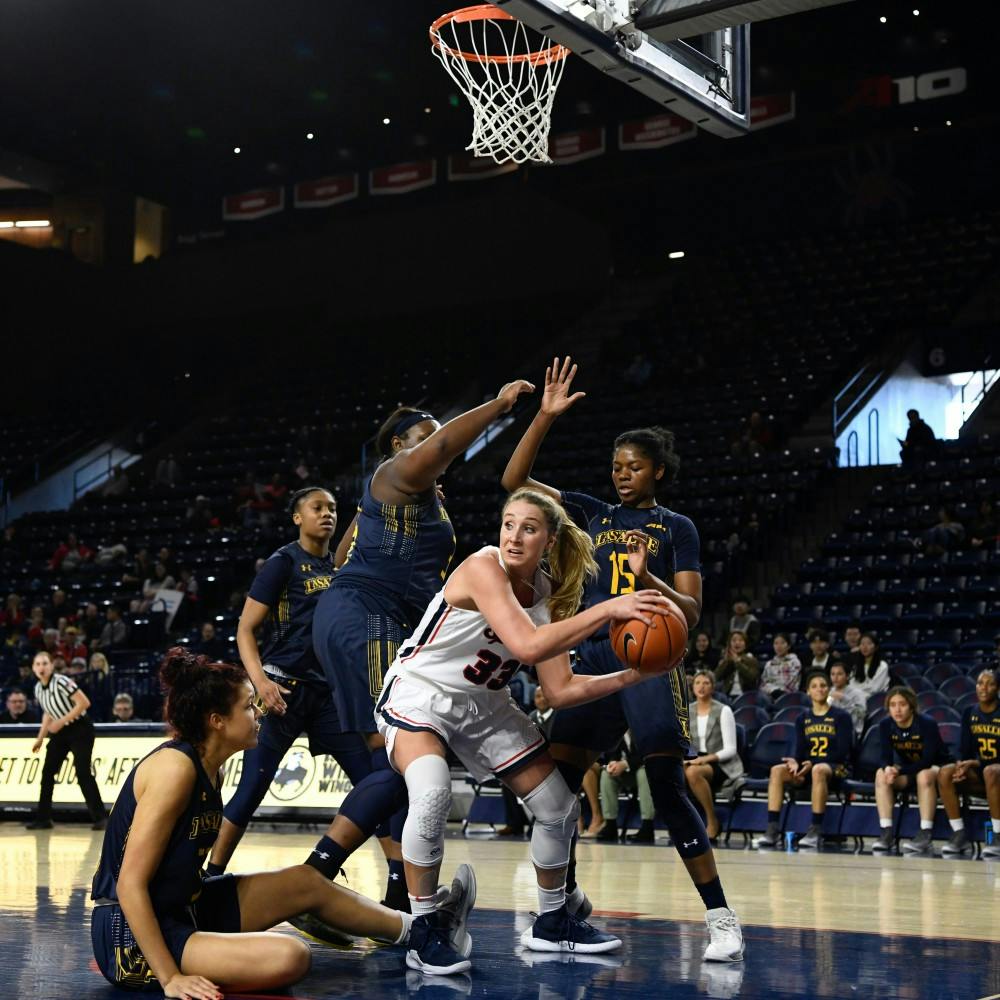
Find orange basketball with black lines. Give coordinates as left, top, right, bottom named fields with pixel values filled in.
left=609, top=598, right=688, bottom=675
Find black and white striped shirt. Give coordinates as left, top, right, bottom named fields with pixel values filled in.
left=34, top=674, right=84, bottom=722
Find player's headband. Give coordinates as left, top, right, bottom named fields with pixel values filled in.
left=392, top=411, right=436, bottom=439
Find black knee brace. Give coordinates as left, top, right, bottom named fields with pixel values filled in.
left=644, top=755, right=711, bottom=860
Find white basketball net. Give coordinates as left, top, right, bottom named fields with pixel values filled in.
left=431, top=6, right=569, bottom=165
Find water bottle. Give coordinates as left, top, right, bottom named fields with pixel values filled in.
left=987, top=826, right=995, bottom=846
left=785, top=831, right=796, bottom=852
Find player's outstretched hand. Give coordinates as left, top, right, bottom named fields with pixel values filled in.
left=540, top=356, right=586, bottom=418
left=163, top=973, right=222, bottom=1000
left=496, top=379, right=536, bottom=413
left=607, top=590, right=672, bottom=626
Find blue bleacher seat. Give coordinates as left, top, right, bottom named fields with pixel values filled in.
left=732, top=690, right=772, bottom=712
left=923, top=704, right=962, bottom=725
left=733, top=705, right=771, bottom=743
left=772, top=691, right=811, bottom=710
left=922, top=661, right=962, bottom=685
left=939, top=674, right=975, bottom=702
left=917, top=690, right=950, bottom=711
left=774, top=705, right=808, bottom=724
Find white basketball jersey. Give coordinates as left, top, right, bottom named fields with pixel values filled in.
left=389, top=547, right=551, bottom=694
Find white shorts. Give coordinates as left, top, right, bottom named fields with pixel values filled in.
left=375, top=671, right=548, bottom=782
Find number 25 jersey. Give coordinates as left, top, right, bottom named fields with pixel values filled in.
left=387, top=547, right=550, bottom=695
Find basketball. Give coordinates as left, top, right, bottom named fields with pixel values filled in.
left=609, top=598, right=688, bottom=675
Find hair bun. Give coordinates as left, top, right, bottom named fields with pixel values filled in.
left=159, top=647, right=206, bottom=690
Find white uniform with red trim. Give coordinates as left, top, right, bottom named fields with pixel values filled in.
left=376, top=547, right=550, bottom=781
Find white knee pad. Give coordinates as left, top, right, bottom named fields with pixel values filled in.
left=402, top=754, right=452, bottom=867
left=524, top=769, right=580, bottom=870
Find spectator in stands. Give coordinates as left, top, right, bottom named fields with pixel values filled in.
left=42, top=628, right=60, bottom=657
left=186, top=494, right=218, bottom=532
left=579, top=762, right=605, bottom=839
left=157, top=546, right=177, bottom=576
left=805, top=629, right=834, bottom=674
left=873, top=686, right=951, bottom=855
left=47, top=588, right=71, bottom=623
left=57, top=625, right=88, bottom=664
left=968, top=499, right=998, bottom=549
left=848, top=632, right=889, bottom=699
left=122, top=547, right=151, bottom=587
left=95, top=541, right=129, bottom=567
left=95, top=605, right=127, bottom=651
left=26, top=606, right=46, bottom=649
left=714, top=630, right=760, bottom=697
left=686, top=670, right=741, bottom=842
left=79, top=602, right=103, bottom=644
left=89, top=651, right=110, bottom=675
left=0, top=687, right=39, bottom=724
left=138, top=561, right=176, bottom=612
left=499, top=687, right=555, bottom=837
left=598, top=731, right=656, bottom=843
left=68, top=656, right=87, bottom=676
left=51, top=655, right=68, bottom=674
left=724, top=597, right=760, bottom=648
left=732, top=411, right=774, bottom=459
left=898, top=409, right=936, bottom=471
left=687, top=631, right=720, bottom=675
left=839, top=622, right=862, bottom=658
left=760, top=633, right=802, bottom=696
left=154, top=452, right=181, bottom=487
left=98, top=464, right=130, bottom=498
left=937, top=668, right=1000, bottom=858
left=922, top=505, right=965, bottom=557
left=0, top=593, right=25, bottom=631
left=754, top=672, right=853, bottom=849
left=16, top=657, right=34, bottom=688
left=192, top=621, right=228, bottom=660
left=828, top=661, right=865, bottom=736
left=111, top=692, right=136, bottom=722
left=50, top=533, right=94, bottom=573
left=3, top=627, right=30, bottom=673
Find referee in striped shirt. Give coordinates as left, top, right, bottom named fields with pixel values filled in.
left=28, top=650, right=107, bottom=830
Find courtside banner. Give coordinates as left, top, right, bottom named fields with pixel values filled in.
left=749, top=92, right=797, bottom=130
left=549, top=128, right=606, bottom=165
left=447, top=153, right=518, bottom=181
left=294, top=174, right=359, bottom=208
left=369, top=159, right=437, bottom=196
left=0, top=731, right=349, bottom=814
left=618, top=113, right=696, bottom=150
left=222, top=187, right=285, bottom=221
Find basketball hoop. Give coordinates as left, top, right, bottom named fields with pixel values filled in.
left=430, top=5, right=570, bottom=165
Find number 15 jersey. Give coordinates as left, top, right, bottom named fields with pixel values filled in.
left=386, top=547, right=550, bottom=695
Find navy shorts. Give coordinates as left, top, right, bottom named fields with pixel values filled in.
left=91, top=875, right=241, bottom=991
left=549, top=637, right=692, bottom=760
left=313, top=587, right=411, bottom=733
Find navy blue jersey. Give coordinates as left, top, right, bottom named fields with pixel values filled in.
left=879, top=714, right=951, bottom=775
left=560, top=491, right=700, bottom=631
left=794, top=707, right=853, bottom=771
left=248, top=541, right=333, bottom=681
left=330, top=474, right=456, bottom=624
left=91, top=741, right=223, bottom=915
left=959, top=703, right=1000, bottom=766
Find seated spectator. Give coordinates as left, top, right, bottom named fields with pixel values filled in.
left=98, top=465, right=130, bottom=498
left=47, top=588, right=71, bottom=623
left=597, top=730, right=656, bottom=843
left=848, top=632, right=889, bottom=700
left=873, top=687, right=952, bottom=855
left=922, top=505, right=965, bottom=557
left=16, top=657, right=34, bottom=688
left=687, top=631, right=720, bottom=675
left=95, top=541, right=129, bottom=567
left=95, top=605, right=128, bottom=651
left=67, top=656, right=88, bottom=676
left=2, top=627, right=30, bottom=674
left=499, top=687, right=555, bottom=837
left=0, top=687, right=39, bottom=724
left=25, top=606, right=46, bottom=649
left=138, top=561, right=177, bottom=612
left=760, top=633, right=802, bottom=696
left=937, top=668, right=1000, bottom=858
left=686, top=670, right=742, bottom=841
left=0, top=593, right=25, bottom=631
left=828, top=661, right=865, bottom=736
left=714, top=630, right=760, bottom=697
left=898, top=408, right=936, bottom=470
left=968, top=499, right=998, bottom=549
left=192, top=621, right=228, bottom=660
left=732, top=410, right=774, bottom=459
left=833, top=622, right=863, bottom=663
left=41, top=628, right=60, bottom=657
left=805, top=629, right=834, bottom=675
left=88, top=651, right=110, bottom=675
left=111, top=692, right=137, bottom=722
left=186, top=494, right=218, bottom=532
left=122, top=547, right=151, bottom=587
left=50, top=654, right=68, bottom=674
left=154, top=452, right=181, bottom=487
left=57, top=626, right=88, bottom=664
left=79, top=602, right=103, bottom=644
left=50, top=532, right=94, bottom=573
left=754, top=672, right=854, bottom=849
left=722, top=596, right=760, bottom=648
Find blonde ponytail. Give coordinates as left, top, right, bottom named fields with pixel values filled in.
left=504, top=488, right=597, bottom=622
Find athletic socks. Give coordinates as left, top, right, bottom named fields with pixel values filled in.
left=409, top=893, right=439, bottom=917
left=920, top=820, right=933, bottom=831
left=537, top=882, right=567, bottom=915
left=395, top=911, right=414, bottom=945
left=305, top=835, right=350, bottom=880
left=949, top=818, right=965, bottom=832
left=993, top=819, right=1000, bottom=835
left=767, top=811, right=780, bottom=825
left=879, top=818, right=893, bottom=829
left=811, top=812, right=824, bottom=827
left=204, top=861, right=225, bottom=878
left=388, top=858, right=406, bottom=883
left=695, top=876, right=727, bottom=912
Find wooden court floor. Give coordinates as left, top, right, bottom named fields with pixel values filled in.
left=2, top=823, right=998, bottom=1000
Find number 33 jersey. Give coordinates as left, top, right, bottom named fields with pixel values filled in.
left=385, top=547, right=551, bottom=695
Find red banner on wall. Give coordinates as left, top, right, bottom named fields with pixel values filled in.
left=619, top=113, right=696, bottom=150
left=447, top=153, right=519, bottom=181
left=749, top=92, right=796, bottom=130
left=369, top=160, right=437, bottom=196
left=222, top=187, right=285, bottom=221
left=549, top=128, right=606, bottom=165
left=294, top=174, right=359, bottom=208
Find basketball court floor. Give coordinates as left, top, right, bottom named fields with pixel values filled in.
left=3, top=824, right=997, bottom=1000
